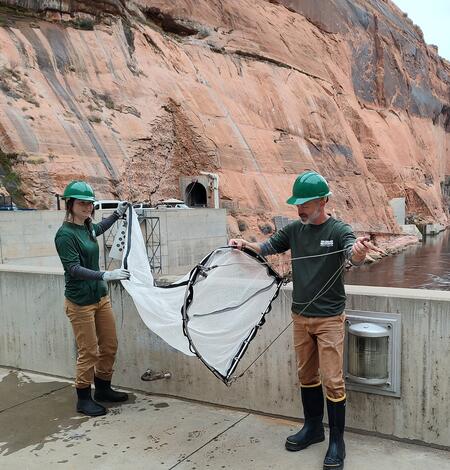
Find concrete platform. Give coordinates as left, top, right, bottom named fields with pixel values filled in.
left=0, top=368, right=448, bottom=470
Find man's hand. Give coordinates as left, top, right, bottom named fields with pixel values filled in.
left=229, top=238, right=263, bottom=254
left=103, top=268, right=130, bottom=281
left=351, top=236, right=385, bottom=263
left=115, top=201, right=129, bottom=217
left=229, top=238, right=246, bottom=250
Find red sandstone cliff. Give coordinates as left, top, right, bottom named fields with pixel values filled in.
left=0, top=0, right=449, bottom=238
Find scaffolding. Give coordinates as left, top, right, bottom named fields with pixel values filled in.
left=102, top=212, right=162, bottom=274
left=0, top=195, right=14, bottom=210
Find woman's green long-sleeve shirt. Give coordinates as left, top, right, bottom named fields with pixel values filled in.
left=55, top=218, right=114, bottom=305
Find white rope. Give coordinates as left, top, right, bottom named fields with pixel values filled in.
left=202, top=248, right=349, bottom=276
left=289, top=248, right=348, bottom=261
left=291, top=261, right=346, bottom=305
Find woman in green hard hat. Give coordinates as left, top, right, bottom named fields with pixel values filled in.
left=230, top=171, right=376, bottom=470
left=55, top=180, right=130, bottom=417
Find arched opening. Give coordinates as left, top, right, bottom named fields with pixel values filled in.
left=185, top=182, right=207, bottom=207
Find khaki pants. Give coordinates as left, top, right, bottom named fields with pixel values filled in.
left=292, top=312, right=346, bottom=401
left=65, top=296, right=118, bottom=389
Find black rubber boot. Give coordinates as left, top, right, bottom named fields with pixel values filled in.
left=285, top=384, right=325, bottom=451
left=94, top=376, right=128, bottom=402
left=76, top=386, right=107, bottom=417
left=323, top=398, right=346, bottom=470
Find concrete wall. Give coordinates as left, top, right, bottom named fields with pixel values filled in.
left=425, top=223, right=446, bottom=235
left=155, top=208, right=227, bottom=275
left=0, top=208, right=227, bottom=275
left=0, top=265, right=448, bottom=448
left=389, top=197, right=406, bottom=225
left=0, top=210, right=64, bottom=266
left=400, top=224, right=423, bottom=240
left=0, top=266, right=75, bottom=377
left=346, top=286, right=449, bottom=448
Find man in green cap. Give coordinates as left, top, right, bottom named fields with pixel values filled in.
left=230, top=171, right=374, bottom=470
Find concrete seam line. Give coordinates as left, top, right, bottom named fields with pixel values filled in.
left=0, top=384, right=72, bottom=415
left=167, top=413, right=250, bottom=469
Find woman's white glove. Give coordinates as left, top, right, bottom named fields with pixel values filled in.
left=102, top=268, right=130, bottom=281
left=115, top=201, right=129, bottom=217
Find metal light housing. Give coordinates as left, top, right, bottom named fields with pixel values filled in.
left=344, top=311, right=401, bottom=397
left=347, top=322, right=389, bottom=385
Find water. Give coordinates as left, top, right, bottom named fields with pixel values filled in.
left=345, top=230, right=450, bottom=290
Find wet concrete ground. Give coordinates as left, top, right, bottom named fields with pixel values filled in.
left=0, top=367, right=448, bottom=470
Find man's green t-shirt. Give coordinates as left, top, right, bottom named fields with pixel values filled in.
left=267, top=217, right=356, bottom=317
left=55, top=222, right=108, bottom=306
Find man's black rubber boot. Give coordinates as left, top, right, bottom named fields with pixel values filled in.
left=285, top=384, right=325, bottom=451
left=323, top=398, right=346, bottom=470
left=76, top=386, right=107, bottom=417
left=94, top=376, right=129, bottom=402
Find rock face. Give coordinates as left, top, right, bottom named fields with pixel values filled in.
left=0, top=0, right=449, bottom=236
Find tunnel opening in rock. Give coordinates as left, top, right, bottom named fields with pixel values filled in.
left=185, top=182, right=207, bottom=207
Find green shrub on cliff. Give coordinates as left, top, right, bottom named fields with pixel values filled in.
left=0, top=150, right=25, bottom=205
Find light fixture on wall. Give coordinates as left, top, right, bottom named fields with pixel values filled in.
left=347, top=322, right=389, bottom=385
left=344, top=310, right=401, bottom=397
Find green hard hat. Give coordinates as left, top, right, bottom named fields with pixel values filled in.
left=287, top=171, right=332, bottom=205
left=62, top=180, right=96, bottom=201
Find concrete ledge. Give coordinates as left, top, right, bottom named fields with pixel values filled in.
left=399, top=224, right=422, bottom=240
left=345, top=284, right=450, bottom=301
left=0, top=263, right=64, bottom=275
left=425, top=223, right=445, bottom=235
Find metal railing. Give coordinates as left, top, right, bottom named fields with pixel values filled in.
left=0, top=195, right=14, bottom=210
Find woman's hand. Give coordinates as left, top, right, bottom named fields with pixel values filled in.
left=103, top=268, right=130, bottom=281
left=115, top=201, right=129, bottom=217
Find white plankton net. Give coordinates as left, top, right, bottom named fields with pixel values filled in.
left=116, top=207, right=283, bottom=384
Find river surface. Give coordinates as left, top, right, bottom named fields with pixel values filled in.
left=345, top=230, right=450, bottom=290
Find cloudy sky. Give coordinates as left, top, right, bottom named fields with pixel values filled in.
left=393, top=0, right=450, bottom=60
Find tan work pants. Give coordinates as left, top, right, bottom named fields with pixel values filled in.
left=292, top=312, right=346, bottom=401
left=65, top=296, right=118, bottom=389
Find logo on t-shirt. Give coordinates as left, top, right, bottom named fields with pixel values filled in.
left=320, top=240, right=334, bottom=247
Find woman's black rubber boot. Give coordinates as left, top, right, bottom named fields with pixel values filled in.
left=323, top=397, right=346, bottom=470
left=76, top=386, right=107, bottom=416
left=94, top=376, right=129, bottom=402
left=285, top=384, right=325, bottom=451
